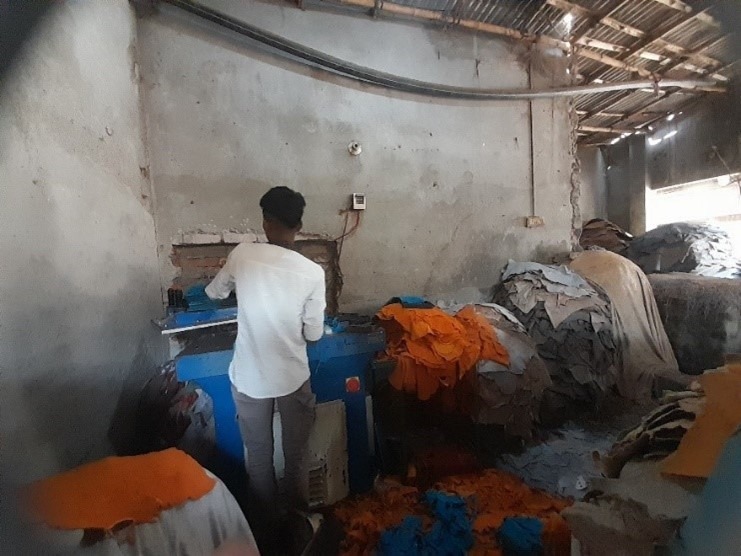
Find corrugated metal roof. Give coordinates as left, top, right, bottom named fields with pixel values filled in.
left=318, top=0, right=738, bottom=144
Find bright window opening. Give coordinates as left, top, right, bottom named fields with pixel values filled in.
left=646, top=173, right=741, bottom=257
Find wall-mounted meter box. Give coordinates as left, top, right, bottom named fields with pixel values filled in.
left=352, top=193, right=366, bottom=210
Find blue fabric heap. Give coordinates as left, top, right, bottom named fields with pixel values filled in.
left=497, top=517, right=543, bottom=556
left=378, top=491, right=474, bottom=556
left=384, top=296, right=435, bottom=309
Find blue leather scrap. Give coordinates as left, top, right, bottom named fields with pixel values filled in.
left=378, top=491, right=474, bottom=556
left=497, top=516, right=543, bottom=556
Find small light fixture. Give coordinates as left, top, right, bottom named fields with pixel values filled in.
left=610, top=137, right=621, bottom=145
left=648, top=137, right=662, bottom=146
left=663, top=130, right=678, bottom=140
left=666, top=113, right=675, bottom=121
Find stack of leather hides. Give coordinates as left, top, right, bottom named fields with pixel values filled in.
left=579, top=219, right=633, bottom=253
left=492, top=262, right=618, bottom=416
left=626, top=222, right=741, bottom=279
left=468, top=303, right=552, bottom=440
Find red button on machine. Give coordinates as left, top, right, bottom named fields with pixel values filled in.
left=345, top=376, right=361, bottom=393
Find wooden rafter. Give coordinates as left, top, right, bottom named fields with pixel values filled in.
left=317, top=0, right=733, bottom=144
left=618, top=8, right=723, bottom=73
left=647, top=0, right=692, bottom=14
left=547, top=0, right=723, bottom=76
left=578, top=124, right=635, bottom=134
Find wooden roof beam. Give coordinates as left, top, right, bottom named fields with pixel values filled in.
left=579, top=125, right=636, bottom=134
left=647, top=0, right=692, bottom=14
left=647, top=0, right=721, bottom=27
left=577, top=110, right=626, bottom=118
left=546, top=0, right=647, bottom=38
left=577, top=47, right=653, bottom=79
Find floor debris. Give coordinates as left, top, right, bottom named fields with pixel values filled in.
left=562, top=460, right=703, bottom=556
left=496, top=423, right=616, bottom=499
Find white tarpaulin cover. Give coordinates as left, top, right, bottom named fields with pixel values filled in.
left=569, top=251, right=683, bottom=400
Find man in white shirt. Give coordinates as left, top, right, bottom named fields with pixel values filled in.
left=205, top=187, right=325, bottom=552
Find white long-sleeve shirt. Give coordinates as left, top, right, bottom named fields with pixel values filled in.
left=205, top=242, right=326, bottom=398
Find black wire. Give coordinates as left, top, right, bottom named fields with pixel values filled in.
left=162, top=0, right=716, bottom=101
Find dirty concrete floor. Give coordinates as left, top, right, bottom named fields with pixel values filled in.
left=493, top=395, right=658, bottom=499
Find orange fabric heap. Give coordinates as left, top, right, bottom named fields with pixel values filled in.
left=24, top=448, right=216, bottom=530
left=334, top=469, right=571, bottom=555
left=378, top=304, right=510, bottom=401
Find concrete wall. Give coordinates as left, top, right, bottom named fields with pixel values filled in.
left=577, top=145, right=608, bottom=223
left=0, top=0, right=164, bottom=488
left=137, top=0, right=576, bottom=311
left=605, top=139, right=632, bottom=232
left=605, top=135, right=647, bottom=235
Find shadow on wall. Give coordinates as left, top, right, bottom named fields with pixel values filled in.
left=1, top=183, right=164, bottom=493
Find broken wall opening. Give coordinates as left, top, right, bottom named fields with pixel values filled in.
left=170, top=239, right=343, bottom=314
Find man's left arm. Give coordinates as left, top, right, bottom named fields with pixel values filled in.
left=303, top=271, right=326, bottom=342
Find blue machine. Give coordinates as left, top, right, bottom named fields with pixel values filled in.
left=166, top=310, right=385, bottom=495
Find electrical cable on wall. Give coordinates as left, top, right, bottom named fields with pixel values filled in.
left=335, top=210, right=362, bottom=260
left=161, top=0, right=722, bottom=101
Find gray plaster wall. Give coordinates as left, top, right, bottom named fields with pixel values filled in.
left=577, top=145, right=608, bottom=223
left=137, top=0, right=576, bottom=311
left=0, top=0, right=164, bottom=487
left=605, top=138, right=631, bottom=232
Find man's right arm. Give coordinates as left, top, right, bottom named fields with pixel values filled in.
left=303, top=271, right=326, bottom=342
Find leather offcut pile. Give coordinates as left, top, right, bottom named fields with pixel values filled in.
left=626, top=222, right=741, bottom=279
left=377, top=304, right=509, bottom=402
left=492, top=262, right=618, bottom=417
left=469, top=304, right=552, bottom=440
left=334, top=470, right=571, bottom=556
left=597, top=390, right=706, bottom=479
left=579, top=219, right=633, bottom=253
left=599, top=361, right=741, bottom=480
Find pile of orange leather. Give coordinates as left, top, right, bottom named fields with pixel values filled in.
left=377, top=304, right=510, bottom=401
left=23, top=448, right=216, bottom=530
left=334, top=469, right=571, bottom=555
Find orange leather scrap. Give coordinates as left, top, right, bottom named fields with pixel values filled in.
left=378, top=304, right=509, bottom=401
left=23, top=448, right=216, bottom=530
left=662, top=365, right=741, bottom=478
left=334, top=469, right=571, bottom=555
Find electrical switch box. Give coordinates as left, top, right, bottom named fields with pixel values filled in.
left=352, top=193, right=366, bottom=211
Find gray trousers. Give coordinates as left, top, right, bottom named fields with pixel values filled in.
left=231, top=381, right=315, bottom=536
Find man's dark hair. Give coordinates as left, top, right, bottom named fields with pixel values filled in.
left=260, top=187, right=306, bottom=229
